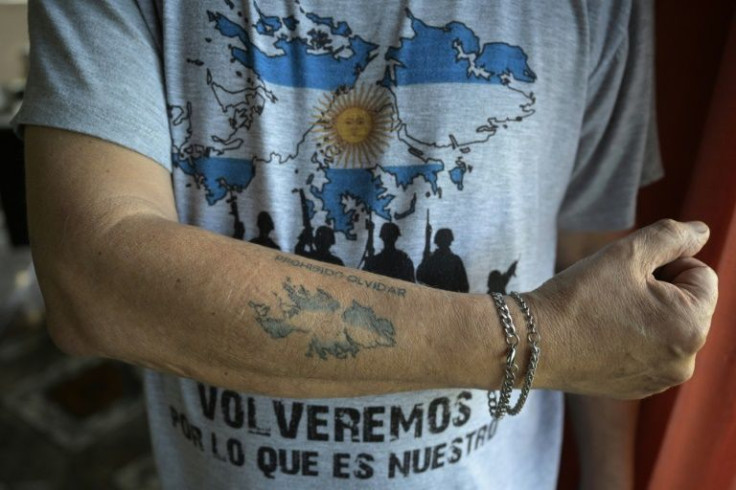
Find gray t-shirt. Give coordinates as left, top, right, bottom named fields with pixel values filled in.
left=13, top=0, right=662, bottom=488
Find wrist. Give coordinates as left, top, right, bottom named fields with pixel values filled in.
left=458, top=292, right=539, bottom=391
left=503, top=294, right=533, bottom=389
left=458, top=292, right=510, bottom=390
left=519, top=289, right=564, bottom=392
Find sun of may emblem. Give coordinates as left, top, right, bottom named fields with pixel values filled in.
left=313, top=84, right=393, bottom=168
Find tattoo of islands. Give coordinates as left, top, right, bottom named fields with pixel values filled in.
left=248, top=278, right=397, bottom=360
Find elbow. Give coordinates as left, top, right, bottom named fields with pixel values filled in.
left=33, top=251, right=110, bottom=359
left=41, top=278, right=102, bottom=358
left=29, top=217, right=146, bottom=360
left=31, top=214, right=172, bottom=365
left=46, top=307, right=96, bottom=357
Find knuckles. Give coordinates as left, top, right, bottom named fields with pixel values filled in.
left=701, top=266, right=720, bottom=311
left=673, top=291, right=715, bottom=352
left=667, top=319, right=708, bottom=358
left=663, top=362, right=696, bottom=387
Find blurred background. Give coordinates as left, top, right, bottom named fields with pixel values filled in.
left=1, top=1, right=735, bottom=489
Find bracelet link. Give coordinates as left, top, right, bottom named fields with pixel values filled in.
left=487, top=291, right=542, bottom=423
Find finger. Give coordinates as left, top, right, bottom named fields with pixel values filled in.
left=627, top=219, right=710, bottom=271
left=668, top=262, right=719, bottom=310
left=654, top=257, right=708, bottom=283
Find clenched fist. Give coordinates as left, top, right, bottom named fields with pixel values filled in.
left=530, top=219, right=719, bottom=399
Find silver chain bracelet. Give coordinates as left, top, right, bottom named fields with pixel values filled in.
left=487, top=292, right=541, bottom=424
left=507, top=292, right=541, bottom=416
left=487, top=292, right=520, bottom=421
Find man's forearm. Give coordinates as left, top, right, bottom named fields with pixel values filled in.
left=41, top=212, right=533, bottom=398
left=27, top=129, right=718, bottom=404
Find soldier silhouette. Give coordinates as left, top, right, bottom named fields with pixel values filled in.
left=249, top=211, right=280, bottom=250
left=486, top=260, right=518, bottom=295
left=295, top=225, right=344, bottom=266
left=363, top=223, right=415, bottom=282
left=416, top=228, right=469, bottom=293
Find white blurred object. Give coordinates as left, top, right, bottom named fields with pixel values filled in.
left=0, top=247, right=45, bottom=336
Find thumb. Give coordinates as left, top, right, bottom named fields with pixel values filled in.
left=627, top=219, right=710, bottom=272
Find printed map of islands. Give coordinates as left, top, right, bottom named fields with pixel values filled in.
left=169, top=3, right=537, bottom=239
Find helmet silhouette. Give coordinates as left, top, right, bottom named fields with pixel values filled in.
left=315, top=226, right=336, bottom=250
left=379, top=222, right=401, bottom=244
left=434, top=228, right=454, bottom=248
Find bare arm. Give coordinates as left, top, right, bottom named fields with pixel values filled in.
left=558, top=230, right=638, bottom=490
left=26, top=126, right=717, bottom=402
left=26, top=126, right=532, bottom=398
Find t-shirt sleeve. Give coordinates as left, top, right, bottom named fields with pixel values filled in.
left=10, top=0, right=172, bottom=172
left=557, top=0, right=664, bottom=231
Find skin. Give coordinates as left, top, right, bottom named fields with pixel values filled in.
left=25, top=126, right=528, bottom=397
left=558, top=230, right=637, bottom=490
left=24, top=127, right=718, bottom=487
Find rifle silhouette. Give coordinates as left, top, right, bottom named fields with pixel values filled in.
left=227, top=190, right=245, bottom=240
left=294, top=188, right=314, bottom=253
left=357, top=211, right=375, bottom=269
left=504, top=259, right=518, bottom=282
left=423, top=209, right=432, bottom=262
